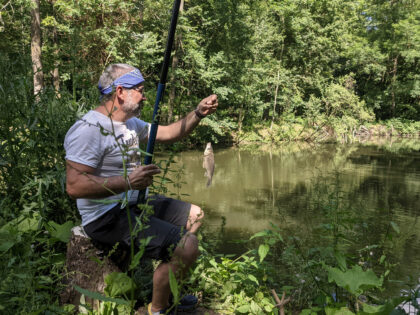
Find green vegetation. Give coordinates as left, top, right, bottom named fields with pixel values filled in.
left=2, top=0, right=419, bottom=144
left=1, top=0, right=419, bottom=313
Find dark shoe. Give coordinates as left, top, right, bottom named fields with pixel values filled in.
left=173, top=294, right=198, bottom=311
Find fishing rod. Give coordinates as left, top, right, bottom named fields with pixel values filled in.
left=137, top=0, right=182, bottom=203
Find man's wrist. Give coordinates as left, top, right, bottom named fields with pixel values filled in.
left=125, top=175, right=132, bottom=190
left=194, top=108, right=206, bottom=119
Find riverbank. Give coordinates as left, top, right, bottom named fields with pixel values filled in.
left=234, top=119, right=420, bottom=146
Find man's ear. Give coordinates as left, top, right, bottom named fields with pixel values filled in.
left=115, top=85, right=126, bottom=102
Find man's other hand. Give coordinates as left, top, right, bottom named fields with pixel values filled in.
left=128, top=164, right=161, bottom=190
left=196, top=94, right=218, bottom=117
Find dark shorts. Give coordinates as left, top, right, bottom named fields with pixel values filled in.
left=84, top=195, right=191, bottom=261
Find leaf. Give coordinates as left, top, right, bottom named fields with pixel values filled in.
left=325, top=265, right=383, bottom=295
left=390, top=221, right=400, bottom=234
left=17, top=215, right=40, bottom=232
left=236, top=305, right=250, bottom=313
left=168, top=268, right=179, bottom=302
left=334, top=250, right=347, bottom=271
left=104, top=272, right=136, bottom=298
left=47, top=221, right=74, bottom=243
left=209, top=259, right=218, bottom=269
left=73, top=285, right=129, bottom=305
left=264, top=304, right=273, bottom=312
left=250, top=230, right=271, bottom=240
left=379, top=255, right=386, bottom=264
left=0, top=230, right=20, bottom=252
left=1, top=213, right=40, bottom=233
left=250, top=300, right=261, bottom=314
left=129, top=236, right=153, bottom=270
left=248, top=274, right=259, bottom=285
left=360, top=297, right=406, bottom=315
left=258, top=244, right=270, bottom=262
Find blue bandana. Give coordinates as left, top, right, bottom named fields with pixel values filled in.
left=98, top=68, right=145, bottom=95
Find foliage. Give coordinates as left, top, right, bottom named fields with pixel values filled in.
left=0, top=0, right=419, bottom=313
left=188, top=231, right=280, bottom=314
left=324, top=265, right=383, bottom=296
left=2, top=0, right=419, bottom=138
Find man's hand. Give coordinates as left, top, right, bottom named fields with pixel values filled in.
left=196, top=94, right=218, bottom=117
left=128, top=164, right=161, bottom=190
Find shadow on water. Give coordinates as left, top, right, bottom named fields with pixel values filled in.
left=158, top=138, right=420, bottom=297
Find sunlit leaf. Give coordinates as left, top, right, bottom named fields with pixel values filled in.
left=360, top=297, right=406, bottom=315
left=248, top=274, right=259, bottom=285
left=73, top=285, right=129, bottom=305
left=250, top=230, right=271, bottom=240
left=258, top=244, right=270, bottom=262
left=390, top=221, right=400, bottom=234
left=236, top=305, right=250, bottom=313
left=104, top=272, right=136, bottom=298
left=168, top=268, right=179, bottom=302
left=325, top=265, right=383, bottom=295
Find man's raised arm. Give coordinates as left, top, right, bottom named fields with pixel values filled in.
left=156, top=94, right=218, bottom=143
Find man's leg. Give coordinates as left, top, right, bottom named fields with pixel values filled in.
left=148, top=195, right=204, bottom=234
left=144, top=196, right=204, bottom=313
left=150, top=232, right=199, bottom=312
left=186, top=204, right=204, bottom=234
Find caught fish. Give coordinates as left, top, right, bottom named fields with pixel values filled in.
left=203, top=142, right=214, bottom=187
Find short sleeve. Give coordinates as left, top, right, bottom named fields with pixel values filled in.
left=127, top=118, right=150, bottom=142
left=64, top=121, right=103, bottom=168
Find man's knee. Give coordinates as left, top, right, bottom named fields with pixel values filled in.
left=176, top=232, right=199, bottom=265
left=187, top=205, right=204, bottom=233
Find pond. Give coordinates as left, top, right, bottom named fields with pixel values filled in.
left=157, top=138, right=420, bottom=297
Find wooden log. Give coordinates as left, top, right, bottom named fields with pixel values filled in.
left=60, top=226, right=130, bottom=311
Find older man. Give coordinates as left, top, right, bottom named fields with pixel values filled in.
left=64, top=63, right=218, bottom=314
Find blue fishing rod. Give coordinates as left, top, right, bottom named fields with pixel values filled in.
left=137, top=0, right=182, bottom=203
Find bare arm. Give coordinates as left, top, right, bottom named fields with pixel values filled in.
left=156, top=94, right=218, bottom=143
left=66, top=160, right=160, bottom=199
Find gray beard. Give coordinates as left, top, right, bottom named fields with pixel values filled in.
left=122, top=93, right=142, bottom=117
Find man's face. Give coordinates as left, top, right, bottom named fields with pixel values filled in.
left=121, top=84, right=146, bottom=117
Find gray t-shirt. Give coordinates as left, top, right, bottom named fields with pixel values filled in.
left=64, top=110, right=150, bottom=226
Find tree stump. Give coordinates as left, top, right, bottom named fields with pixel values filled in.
left=60, top=226, right=130, bottom=311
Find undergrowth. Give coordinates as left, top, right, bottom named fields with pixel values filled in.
left=1, top=56, right=419, bottom=314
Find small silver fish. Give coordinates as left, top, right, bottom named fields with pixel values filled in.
left=203, top=142, right=214, bottom=187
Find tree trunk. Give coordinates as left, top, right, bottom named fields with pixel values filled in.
left=52, top=26, right=60, bottom=96
left=167, top=0, right=184, bottom=124
left=60, top=227, right=130, bottom=311
left=391, top=56, right=398, bottom=117
left=270, top=70, right=280, bottom=131
left=31, top=0, right=43, bottom=97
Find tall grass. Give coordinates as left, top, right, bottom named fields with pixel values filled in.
left=0, top=54, right=96, bottom=313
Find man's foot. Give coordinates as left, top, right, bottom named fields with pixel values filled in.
left=147, top=303, right=173, bottom=315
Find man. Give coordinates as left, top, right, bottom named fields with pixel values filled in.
left=64, top=63, right=218, bottom=314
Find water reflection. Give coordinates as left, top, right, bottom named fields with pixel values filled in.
left=157, top=138, right=420, bottom=295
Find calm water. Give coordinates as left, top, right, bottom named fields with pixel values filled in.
left=158, top=138, right=420, bottom=295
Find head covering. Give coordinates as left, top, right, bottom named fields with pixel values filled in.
left=98, top=68, right=145, bottom=95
